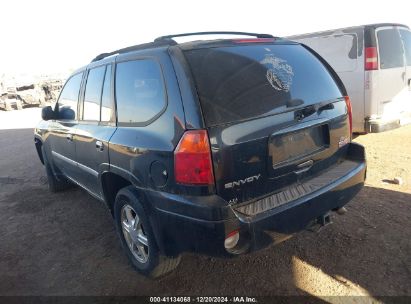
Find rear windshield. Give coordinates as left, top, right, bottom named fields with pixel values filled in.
left=184, top=44, right=343, bottom=126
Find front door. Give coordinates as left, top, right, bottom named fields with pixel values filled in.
left=48, top=72, right=83, bottom=180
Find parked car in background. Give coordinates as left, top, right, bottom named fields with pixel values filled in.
left=288, top=23, right=411, bottom=133
left=0, top=80, right=23, bottom=111
left=34, top=32, right=366, bottom=278
left=0, top=76, right=63, bottom=111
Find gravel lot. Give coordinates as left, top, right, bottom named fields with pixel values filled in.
left=0, top=108, right=410, bottom=299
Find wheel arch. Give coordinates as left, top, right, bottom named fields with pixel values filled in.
left=100, top=172, right=168, bottom=256
left=34, top=137, right=44, bottom=165
left=100, top=171, right=132, bottom=214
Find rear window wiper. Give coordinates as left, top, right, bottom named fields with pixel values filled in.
left=316, top=101, right=335, bottom=112
left=294, top=100, right=335, bottom=121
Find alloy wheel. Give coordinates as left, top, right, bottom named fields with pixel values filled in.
left=120, top=204, right=149, bottom=264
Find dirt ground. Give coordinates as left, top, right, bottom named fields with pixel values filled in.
left=0, top=109, right=410, bottom=299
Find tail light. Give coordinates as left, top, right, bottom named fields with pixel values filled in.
left=344, top=96, right=353, bottom=135
left=174, top=130, right=214, bottom=185
left=365, top=47, right=378, bottom=70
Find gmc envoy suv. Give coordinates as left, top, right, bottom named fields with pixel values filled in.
left=34, top=32, right=366, bottom=278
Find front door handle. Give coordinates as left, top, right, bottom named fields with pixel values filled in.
left=66, top=134, right=73, bottom=142
left=96, top=140, right=104, bottom=152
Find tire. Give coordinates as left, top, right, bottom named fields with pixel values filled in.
left=114, top=186, right=181, bottom=278
left=41, top=146, right=72, bottom=192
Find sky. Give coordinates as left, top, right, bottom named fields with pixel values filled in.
left=1, top=0, right=410, bottom=76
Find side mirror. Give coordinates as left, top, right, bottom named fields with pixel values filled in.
left=59, top=107, right=75, bottom=120
left=41, top=106, right=55, bottom=121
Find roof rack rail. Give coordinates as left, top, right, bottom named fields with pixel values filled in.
left=91, top=40, right=176, bottom=63
left=91, top=32, right=275, bottom=63
left=154, top=31, right=275, bottom=42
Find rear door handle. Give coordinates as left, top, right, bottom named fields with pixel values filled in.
left=66, top=134, right=73, bottom=142
left=96, top=140, right=104, bottom=152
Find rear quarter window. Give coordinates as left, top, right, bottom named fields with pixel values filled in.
left=298, top=34, right=358, bottom=72
left=115, top=59, right=166, bottom=125
left=184, top=44, right=343, bottom=126
left=377, top=29, right=404, bottom=69
left=400, top=29, right=411, bottom=66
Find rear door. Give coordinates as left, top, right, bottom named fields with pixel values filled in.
left=75, top=64, right=116, bottom=198
left=48, top=72, right=83, bottom=179
left=184, top=42, right=351, bottom=204
left=399, top=28, right=411, bottom=121
left=374, top=26, right=407, bottom=120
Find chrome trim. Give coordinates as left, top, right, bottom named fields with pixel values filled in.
left=77, top=161, right=98, bottom=177
left=52, top=150, right=77, bottom=166
left=51, top=150, right=98, bottom=177
left=64, top=174, right=103, bottom=201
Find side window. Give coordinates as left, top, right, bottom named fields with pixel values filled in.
left=83, top=66, right=106, bottom=121
left=57, top=73, right=82, bottom=120
left=400, top=29, right=411, bottom=66
left=101, top=65, right=113, bottom=122
left=299, top=34, right=358, bottom=72
left=377, top=29, right=404, bottom=69
left=115, top=59, right=166, bottom=124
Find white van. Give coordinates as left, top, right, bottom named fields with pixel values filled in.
left=288, top=23, right=411, bottom=133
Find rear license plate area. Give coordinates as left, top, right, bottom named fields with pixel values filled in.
left=269, top=124, right=330, bottom=168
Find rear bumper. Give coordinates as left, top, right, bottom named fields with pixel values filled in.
left=365, top=112, right=411, bottom=133
left=148, top=143, right=366, bottom=257
left=365, top=118, right=400, bottom=133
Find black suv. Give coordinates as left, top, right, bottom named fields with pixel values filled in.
left=34, top=32, right=366, bottom=278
